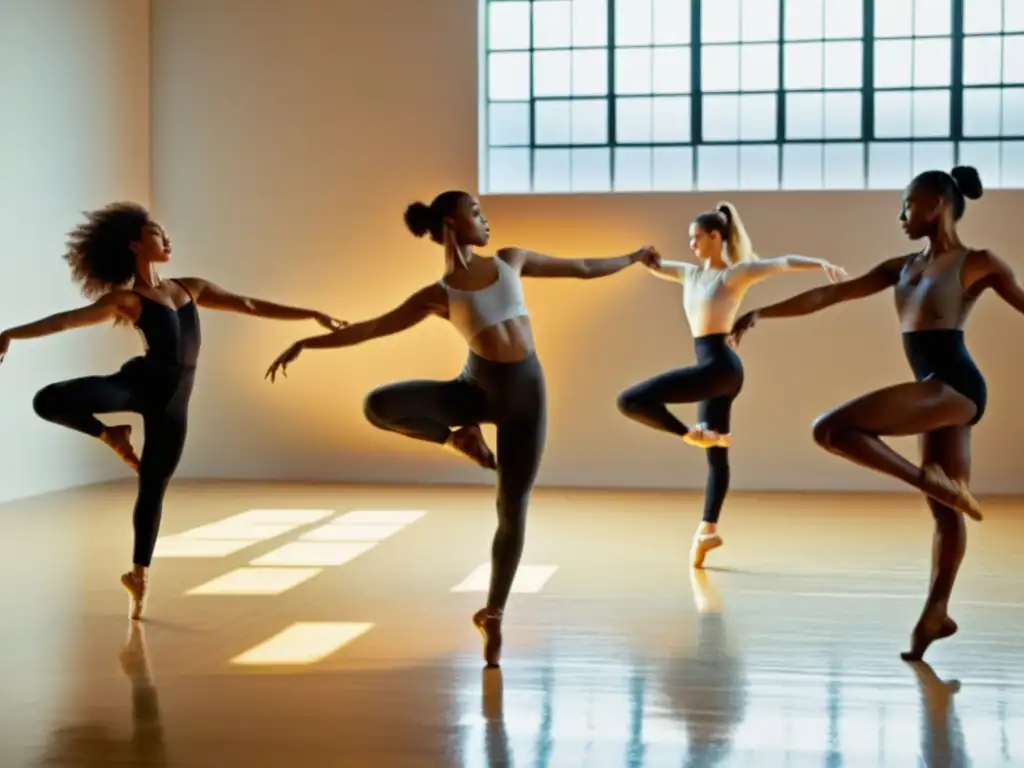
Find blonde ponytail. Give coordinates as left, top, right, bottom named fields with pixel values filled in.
left=716, top=201, right=757, bottom=264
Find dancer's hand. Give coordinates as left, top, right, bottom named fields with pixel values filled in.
left=632, top=245, right=661, bottom=268
left=314, top=313, right=348, bottom=331
left=822, top=262, right=848, bottom=284
left=266, top=341, right=304, bottom=382
left=730, top=311, right=758, bottom=346
left=0, top=331, right=9, bottom=364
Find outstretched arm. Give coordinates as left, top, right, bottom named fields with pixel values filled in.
left=973, top=250, right=1024, bottom=315
left=645, top=260, right=691, bottom=283
left=725, top=255, right=847, bottom=289
left=498, top=245, right=659, bottom=279
left=265, top=284, right=444, bottom=381
left=0, top=292, right=135, bottom=362
left=182, top=278, right=344, bottom=329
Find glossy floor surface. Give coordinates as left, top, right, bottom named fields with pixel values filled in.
left=1, top=482, right=1022, bottom=767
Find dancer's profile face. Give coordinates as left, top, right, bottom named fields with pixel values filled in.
left=130, top=221, right=172, bottom=263
left=899, top=183, right=941, bottom=240
left=688, top=223, right=722, bottom=262
left=445, top=195, right=490, bottom=248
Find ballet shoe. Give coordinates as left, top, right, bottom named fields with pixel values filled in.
left=922, top=464, right=982, bottom=521
left=102, top=426, right=140, bottom=473
left=448, top=426, right=497, bottom=470
left=682, top=425, right=731, bottom=449
left=120, top=571, right=148, bottom=621
left=472, top=607, right=503, bottom=668
left=900, top=615, right=958, bottom=662
left=691, top=532, right=723, bottom=568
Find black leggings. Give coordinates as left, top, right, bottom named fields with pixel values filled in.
left=32, top=357, right=194, bottom=567
left=363, top=352, right=546, bottom=611
left=617, top=334, right=744, bottom=524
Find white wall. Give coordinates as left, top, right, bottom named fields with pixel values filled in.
left=0, top=0, right=151, bottom=503
left=151, top=0, right=1024, bottom=493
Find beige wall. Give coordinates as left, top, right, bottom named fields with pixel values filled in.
left=0, top=0, right=150, bottom=503
left=151, top=0, right=1023, bottom=493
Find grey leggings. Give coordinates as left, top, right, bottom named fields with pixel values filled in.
left=363, top=352, right=547, bottom=611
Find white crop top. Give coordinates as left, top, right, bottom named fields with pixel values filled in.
left=441, top=256, right=530, bottom=342
left=652, top=259, right=792, bottom=337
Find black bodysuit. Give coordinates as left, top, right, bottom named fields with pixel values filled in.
left=32, top=280, right=201, bottom=566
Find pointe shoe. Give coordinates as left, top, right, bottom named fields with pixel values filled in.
left=922, top=464, right=982, bottom=521
left=102, top=426, right=141, bottom=472
left=448, top=426, right=497, bottom=470
left=682, top=425, right=732, bottom=449
left=472, top=607, right=503, bottom=668
left=691, top=532, right=723, bottom=568
left=120, top=572, right=148, bottom=621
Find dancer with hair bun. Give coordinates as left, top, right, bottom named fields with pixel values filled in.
left=617, top=202, right=847, bottom=568
left=266, top=189, right=660, bottom=667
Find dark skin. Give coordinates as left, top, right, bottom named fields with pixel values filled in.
left=0, top=220, right=344, bottom=470
left=730, top=178, right=1024, bottom=660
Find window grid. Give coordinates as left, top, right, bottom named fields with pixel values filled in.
left=482, top=0, right=1024, bottom=192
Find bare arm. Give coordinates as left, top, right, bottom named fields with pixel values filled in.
left=754, top=256, right=904, bottom=319
left=499, top=246, right=657, bottom=279
left=2, top=292, right=134, bottom=341
left=182, top=278, right=341, bottom=324
left=972, top=250, right=1024, bottom=315
left=646, top=260, right=691, bottom=284
left=725, top=255, right=846, bottom=289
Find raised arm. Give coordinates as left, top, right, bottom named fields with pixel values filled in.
left=265, top=284, right=445, bottom=381
left=971, top=250, right=1024, bottom=315
left=0, top=292, right=136, bottom=362
left=182, top=278, right=344, bottom=329
left=498, top=245, right=659, bottom=279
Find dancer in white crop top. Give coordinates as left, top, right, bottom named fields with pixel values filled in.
left=617, top=202, right=846, bottom=569
left=266, top=188, right=659, bottom=668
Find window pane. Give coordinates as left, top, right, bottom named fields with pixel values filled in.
left=489, top=102, right=530, bottom=146
left=824, top=91, right=862, bottom=137
left=488, top=148, right=531, bottom=192
left=915, top=0, right=951, bottom=36
left=1008, top=0, right=1024, bottom=33
left=488, top=2, right=530, bottom=50
left=703, top=95, right=740, bottom=140
left=963, top=87, right=1002, bottom=135
left=741, top=43, right=779, bottom=90
left=703, top=0, right=741, bottom=42
left=782, top=143, right=823, bottom=188
left=963, top=36, right=1004, bottom=86
left=824, top=41, right=863, bottom=88
left=957, top=140, right=1001, bottom=185
left=653, top=96, right=691, bottom=141
left=784, top=0, right=823, bottom=40
left=875, top=90, right=913, bottom=136
left=489, top=52, right=531, bottom=100
left=786, top=92, right=824, bottom=138
left=573, top=49, right=609, bottom=95
left=535, top=100, right=571, bottom=144
left=1002, top=140, right=1024, bottom=186
left=653, top=0, right=691, bottom=44
left=875, top=0, right=914, bottom=37
left=825, top=2, right=863, bottom=39
left=912, top=141, right=954, bottom=175
left=572, top=99, right=609, bottom=144
left=869, top=141, right=912, bottom=187
left=824, top=143, right=865, bottom=188
left=702, top=44, right=741, bottom=91
left=533, top=1, right=572, bottom=49
left=963, top=0, right=1002, bottom=35
left=698, top=144, right=740, bottom=188
left=740, top=93, right=777, bottom=139
left=914, top=38, right=952, bottom=87
left=741, top=0, right=780, bottom=42
left=614, top=147, right=653, bottom=191
left=616, top=48, right=654, bottom=94
left=616, top=0, right=653, bottom=45
left=571, top=148, right=612, bottom=191
left=653, top=46, right=691, bottom=93
left=653, top=146, right=694, bottom=189
left=533, top=149, right=571, bottom=191
left=533, top=51, right=571, bottom=96
left=874, top=40, right=913, bottom=88
left=617, top=97, right=653, bottom=142
left=913, top=89, right=951, bottom=137
left=1005, top=87, right=1024, bottom=133
left=573, top=0, right=608, bottom=46
left=785, top=43, right=824, bottom=89
left=1005, top=36, right=1024, bottom=84
left=740, top=144, right=780, bottom=189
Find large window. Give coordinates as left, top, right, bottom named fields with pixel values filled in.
left=481, top=0, right=1024, bottom=193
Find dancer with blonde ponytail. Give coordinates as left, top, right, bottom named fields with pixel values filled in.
left=617, top=202, right=847, bottom=567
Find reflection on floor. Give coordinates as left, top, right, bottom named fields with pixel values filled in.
left=1, top=481, right=1021, bottom=766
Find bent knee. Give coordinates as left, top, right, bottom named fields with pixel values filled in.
left=362, top=388, right=390, bottom=425
left=616, top=389, right=646, bottom=416
left=811, top=412, right=844, bottom=449
left=32, top=384, right=62, bottom=420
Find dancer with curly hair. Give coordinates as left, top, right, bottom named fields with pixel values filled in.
left=0, top=203, right=343, bottom=619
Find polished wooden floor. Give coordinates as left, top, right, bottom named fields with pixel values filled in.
left=1, top=481, right=1022, bottom=767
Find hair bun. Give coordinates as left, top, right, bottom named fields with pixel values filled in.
left=403, top=202, right=434, bottom=238
left=950, top=165, right=983, bottom=200
left=716, top=202, right=733, bottom=222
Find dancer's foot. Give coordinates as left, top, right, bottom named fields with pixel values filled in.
left=900, top=614, right=958, bottom=662
left=682, top=424, right=731, bottom=449
left=472, top=607, right=503, bottom=668
left=921, top=464, right=982, bottom=521
left=120, top=571, right=148, bottom=621
left=691, top=531, right=723, bottom=568
left=448, top=425, right=497, bottom=470
left=102, top=426, right=140, bottom=472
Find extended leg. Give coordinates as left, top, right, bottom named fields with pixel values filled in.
left=33, top=374, right=141, bottom=471
left=363, top=378, right=494, bottom=468
left=691, top=394, right=735, bottom=567
left=811, top=380, right=981, bottom=519
left=901, top=426, right=971, bottom=661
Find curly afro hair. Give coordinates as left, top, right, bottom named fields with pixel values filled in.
left=64, top=202, right=151, bottom=298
